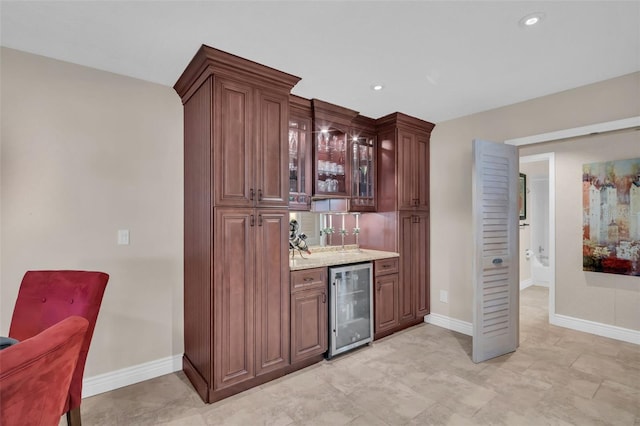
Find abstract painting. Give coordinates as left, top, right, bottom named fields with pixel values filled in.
left=583, top=157, right=640, bottom=275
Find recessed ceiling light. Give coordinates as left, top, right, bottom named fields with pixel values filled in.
left=371, top=84, right=384, bottom=91
left=519, top=12, right=545, bottom=28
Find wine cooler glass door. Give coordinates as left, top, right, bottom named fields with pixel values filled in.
left=329, top=263, right=373, bottom=358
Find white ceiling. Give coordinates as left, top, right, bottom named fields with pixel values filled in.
left=1, top=1, right=639, bottom=123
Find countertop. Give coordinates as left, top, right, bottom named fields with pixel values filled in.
left=289, top=245, right=399, bottom=271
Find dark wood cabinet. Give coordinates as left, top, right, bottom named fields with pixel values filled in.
left=399, top=211, right=430, bottom=323
left=175, top=45, right=300, bottom=403
left=397, top=130, right=429, bottom=210
left=255, top=211, right=291, bottom=375
left=312, top=99, right=358, bottom=198
left=288, top=95, right=313, bottom=210
left=350, top=115, right=377, bottom=212
left=176, top=43, right=434, bottom=404
left=290, top=268, right=328, bottom=364
left=214, top=78, right=290, bottom=208
left=360, top=113, right=434, bottom=339
left=374, top=258, right=399, bottom=339
left=309, top=100, right=378, bottom=209
left=212, top=208, right=290, bottom=390
left=213, top=209, right=255, bottom=390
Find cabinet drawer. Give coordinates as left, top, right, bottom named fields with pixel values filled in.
left=291, top=268, right=326, bottom=292
left=375, top=258, right=399, bottom=276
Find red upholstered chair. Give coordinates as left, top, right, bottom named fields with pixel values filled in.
left=8, top=270, right=109, bottom=426
left=1, top=316, right=89, bottom=426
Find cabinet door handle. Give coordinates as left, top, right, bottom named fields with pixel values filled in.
left=258, top=189, right=263, bottom=201
left=250, top=215, right=255, bottom=227
left=382, top=264, right=390, bottom=269
left=250, top=188, right=255, bottom=200
left=303, top=277, right=314, bottom=282
left=258, top=214, right=263, bottom=226
left=322, top=293, right=326, bottom=303
left=376, top=281, right=382, bottom=291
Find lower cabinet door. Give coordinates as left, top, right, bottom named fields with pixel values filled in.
left=255, top=210, right=290, bottom=375
left=414, top=211, right=430, bottom=317
left=375, top=273, right=399, bottom=335
left=291, top=287, right=327, bottom=364
left=213, top=208, right=256, bottom=390
left=399, top=213, right=416, bottom=323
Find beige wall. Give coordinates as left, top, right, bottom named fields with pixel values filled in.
left=0, top=47, right=184, bottom=376
left=430, top=71, right=640, bottom=329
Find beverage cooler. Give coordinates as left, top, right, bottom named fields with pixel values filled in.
left=327, top=262, right=373, bottom=358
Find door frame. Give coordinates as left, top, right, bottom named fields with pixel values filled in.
left=519, top=153, right=556, bottom=320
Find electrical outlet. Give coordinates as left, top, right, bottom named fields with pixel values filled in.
left=439, top=290, right=448, bottom=303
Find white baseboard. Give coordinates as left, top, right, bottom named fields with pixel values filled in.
left=425, top=312, right=639, bottom=346
left=550, top=313, right=640, bottom=345
left=520, top=279, right=533, bottom=290
left=82, top=354, right=182, bottom=398
left=424, top=313, right=473, bottom=336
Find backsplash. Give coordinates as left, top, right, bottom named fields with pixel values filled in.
left=289, top=211, right=361, bottom=247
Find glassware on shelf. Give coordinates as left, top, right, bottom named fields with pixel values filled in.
left=289, top=118, right=311, bottom=207
left=315, top=129, right=348, bottom=196
left=289, top=131, right=298, bottom=155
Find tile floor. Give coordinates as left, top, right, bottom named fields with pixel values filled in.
left=70, top=286, right=640, bottom=425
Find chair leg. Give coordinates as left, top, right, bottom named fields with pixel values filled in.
left=66, top=407, right=82, bottom=426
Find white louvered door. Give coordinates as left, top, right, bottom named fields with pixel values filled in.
left=472, top=139, right=519, bottom=363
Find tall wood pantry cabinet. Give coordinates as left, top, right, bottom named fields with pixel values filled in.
left=174, top=45, right=301, bottom=403
left=361, top=113, right=435, bottom=339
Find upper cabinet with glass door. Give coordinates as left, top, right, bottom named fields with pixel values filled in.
left=315, top=129, right=348, bottom=196
left=289, top=95, right=313, bottom=210
left=350, top=133, right=376, bottom=211
left=349, top=115, right=377, bottom=211
left=312, top=99, right=358, bottom=198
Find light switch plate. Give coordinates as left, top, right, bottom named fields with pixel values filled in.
left=117, top=229, right=130, bottom=245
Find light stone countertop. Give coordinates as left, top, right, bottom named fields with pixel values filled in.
left=289, top=245, right=399, bottom=271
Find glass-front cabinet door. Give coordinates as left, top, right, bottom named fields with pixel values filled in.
left=314, top=129, right=348, bottom=197
left=350, top=134, right=376, bottom=211
left=288, top=117, right=312, bottom=210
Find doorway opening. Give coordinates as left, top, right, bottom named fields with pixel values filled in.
left=519, top=153, right=556, bottom=322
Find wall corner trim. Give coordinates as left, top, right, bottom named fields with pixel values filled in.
left=424, top=313, right=473, bottom=336
left=550, top=313, right=640, bottom=345
left=82, top=354, right=182, bottom=398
